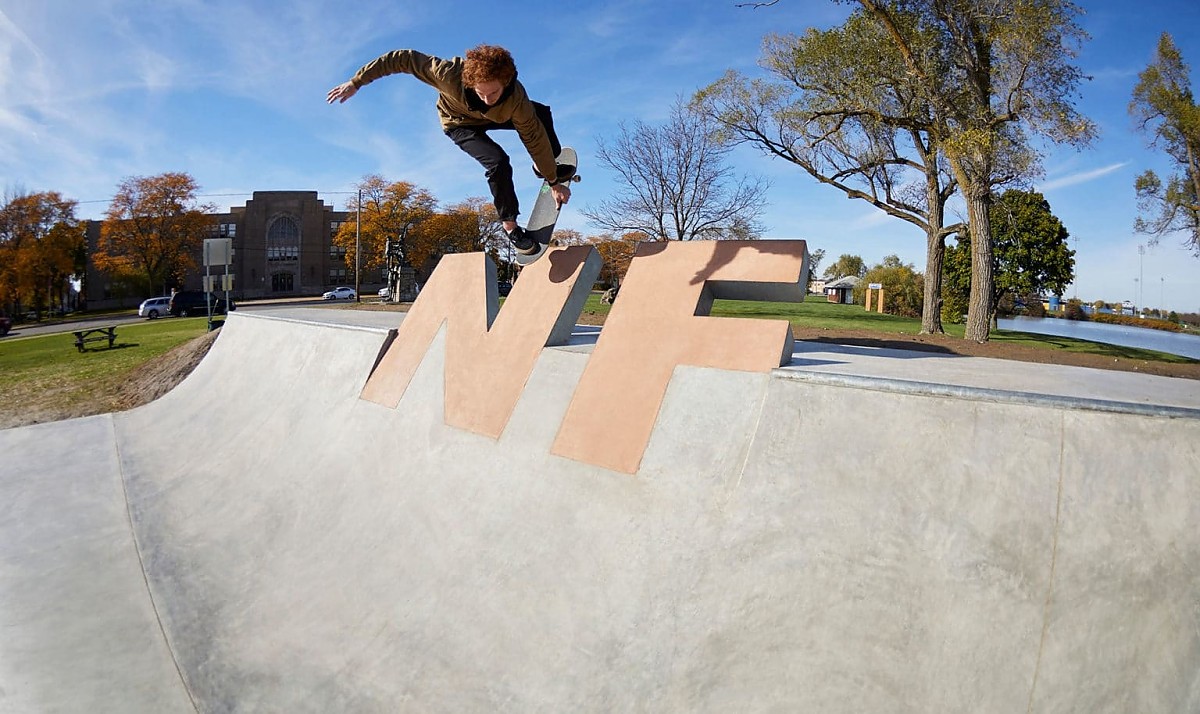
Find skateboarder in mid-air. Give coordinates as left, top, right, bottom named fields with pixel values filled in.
left=327, top=44, right=571, bottom=256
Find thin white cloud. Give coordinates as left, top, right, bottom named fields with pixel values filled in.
left=164, top=1, right=419, bottom=108
left=851, top=208, right=894, bottom=229
left=584, top=2, right=645, bottom=39
left=0, top=7, right=46, bottom=69
left=1038, top=162, right=1128, bottom=191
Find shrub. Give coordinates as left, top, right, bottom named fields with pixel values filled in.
left=1024, top=295, right=1046, bottom=318
left=1064, top=299, right=1088, bottom=321
left=995, top=293, right=1018, bottom=317
left=1090, top=312, right=1186, bottom=332
left=862, top=256, right=924, bottom=318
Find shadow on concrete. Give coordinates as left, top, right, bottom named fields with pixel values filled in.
left=796, top=336, right=960, bottom=359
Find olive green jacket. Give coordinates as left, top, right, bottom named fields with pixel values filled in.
left=351, top=50, right=557, bottom=182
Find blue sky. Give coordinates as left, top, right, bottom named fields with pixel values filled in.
left=2, top=0, right=1199, bottom=312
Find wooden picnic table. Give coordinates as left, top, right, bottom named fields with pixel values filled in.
left=73, top=326, right=118, bottom=352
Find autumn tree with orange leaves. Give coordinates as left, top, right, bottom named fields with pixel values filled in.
left=409, top=197, right=504, bottom=272
left=0, top=190, right=86, bottom=316
left=452, top=196, right=506, bottom=255
left=94, top=173, right=216, bottom=296
left=333, top=176, right=437, bottom=277
left=590, top=232, right=643, bottom=287
left=520, top=228, right=641, bottom=287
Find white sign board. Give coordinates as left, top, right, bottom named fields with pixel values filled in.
left=868, top=282, right=883, bottom=289
left=204, top=238, right=233, bottom=267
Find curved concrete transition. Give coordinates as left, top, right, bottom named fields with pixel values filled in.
left=2, top=306, right=1199, bottom=712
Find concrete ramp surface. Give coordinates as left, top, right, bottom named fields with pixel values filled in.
left=2, top=309, right=1199, bottom=712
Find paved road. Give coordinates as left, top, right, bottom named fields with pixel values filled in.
left=1, top=308, right=1197, bottom=712
left=0, top=296, right=351, bottom=339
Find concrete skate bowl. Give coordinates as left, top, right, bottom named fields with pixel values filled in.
left=2, top=309, right=1198, bottom=713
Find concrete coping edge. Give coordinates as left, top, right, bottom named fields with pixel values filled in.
left=772, top=368, right=1200, bottom=421
left=230, top=310, right=396, bottom=336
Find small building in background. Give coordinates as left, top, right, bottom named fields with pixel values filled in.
left=824, top=275, right=860, bottom=304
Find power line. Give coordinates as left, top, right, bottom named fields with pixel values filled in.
left=73, top=190, right=361, bottom=206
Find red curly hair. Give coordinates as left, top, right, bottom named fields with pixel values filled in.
left=462, top=44, right=516, bottom=87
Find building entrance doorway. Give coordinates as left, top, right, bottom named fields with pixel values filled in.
left=271, top=272, right=294, bottom=292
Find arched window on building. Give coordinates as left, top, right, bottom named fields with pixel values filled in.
left=267, top=216, right=300, bottom=262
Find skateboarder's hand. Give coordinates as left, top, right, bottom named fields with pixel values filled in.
left=326, top=81, right=358, bottom=104
left=551, top=183, right=571, bottom=208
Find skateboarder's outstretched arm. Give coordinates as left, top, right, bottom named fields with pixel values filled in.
left=327, top=50, right=461, bottom=105
left=326, top=81, right=358, bottom=104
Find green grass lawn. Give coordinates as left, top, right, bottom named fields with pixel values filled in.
left=1, top=318, right=211, bottom=418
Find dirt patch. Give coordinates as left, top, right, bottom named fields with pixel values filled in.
left=110, top=329, right=221, bottom=409
left=787, top=326, right=1200, bottom=380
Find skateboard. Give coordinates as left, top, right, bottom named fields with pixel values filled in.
left=514, top=147, right=581, bottom=266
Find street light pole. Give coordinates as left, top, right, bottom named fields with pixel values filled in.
left=1072, top=233, right=1079, bottom=300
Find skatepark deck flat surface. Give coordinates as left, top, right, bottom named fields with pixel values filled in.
left=2, top=308, right=1197, bottom=712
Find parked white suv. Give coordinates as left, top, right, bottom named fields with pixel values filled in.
left=138, top=296, right=172, bottom=319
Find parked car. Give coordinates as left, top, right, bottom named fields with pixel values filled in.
left=169, top=290, right=234, bottom=317
left=0, top=312, right=11, bottom=336
left=377, top=287, right=391, bottom=300
left=138, top=296, right=172, bottom=319
left=323, top=286, right=357, bottom=300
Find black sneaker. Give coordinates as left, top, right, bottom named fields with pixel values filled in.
left=533, top=163, right=576, bottom=183
left=506, top=225, right=539, bottom=255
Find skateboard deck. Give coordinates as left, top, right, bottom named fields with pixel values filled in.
left=515, top=147, right=580, bottom=266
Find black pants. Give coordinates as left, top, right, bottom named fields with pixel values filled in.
left=445, top=102, right=560, bottom=223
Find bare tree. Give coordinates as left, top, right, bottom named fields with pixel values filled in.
left=584, top=100, right=769, bottom=241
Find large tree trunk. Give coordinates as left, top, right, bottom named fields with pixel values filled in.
left=918, top=134, right=948, bottom=335
left=921, top=227, right=945, bottom=334
left=964, top=191, right=993, bottom=342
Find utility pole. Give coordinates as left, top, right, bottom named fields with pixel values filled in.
left=1138, top=244, right=1145, bottom=315
left=355, top=188, right=362, bottom=303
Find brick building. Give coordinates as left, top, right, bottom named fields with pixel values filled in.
left=85, top=191, right=381, bottom=309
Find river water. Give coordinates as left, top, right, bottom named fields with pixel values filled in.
left=997, top=316, right=1200, bottom=360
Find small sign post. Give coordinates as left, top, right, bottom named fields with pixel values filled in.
left=865, top=282, right=885, bottom=313
left=204, top=238, right=233, bottom=331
